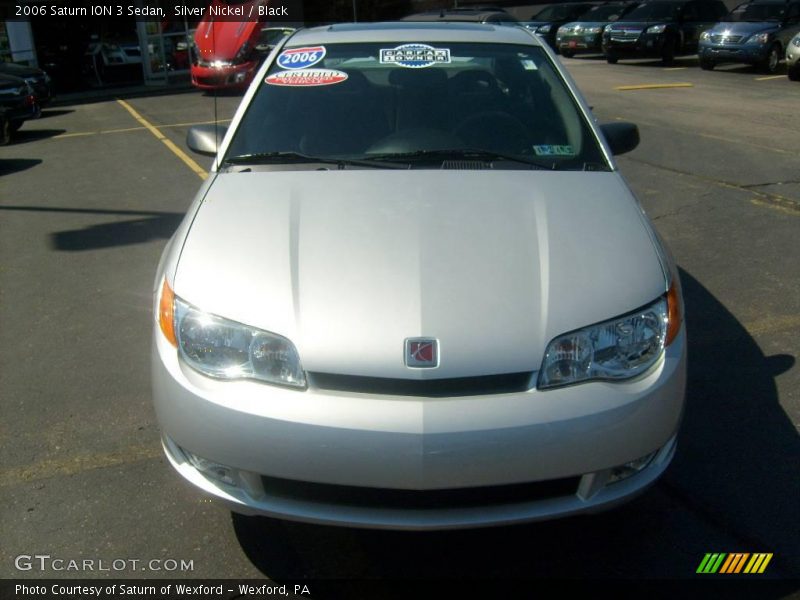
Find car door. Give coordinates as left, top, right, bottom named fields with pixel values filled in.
left=678, top=1, right=703, bottom=52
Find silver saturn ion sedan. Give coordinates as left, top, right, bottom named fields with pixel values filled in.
left=152, top=22, right=686, bottom=529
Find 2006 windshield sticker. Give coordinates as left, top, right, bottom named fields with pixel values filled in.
left=265, top=69, right=348, bottom=87
left=380, top=44, right=451, bottom=68
left=277, top=46, right=326, bottom=70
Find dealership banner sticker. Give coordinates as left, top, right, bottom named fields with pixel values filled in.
left=533, top=145, right=575, bottom=156
left=379, top=44, right=451, bottom=68
left=277, top=46, right=326, bottom=70
left=265, top=69, right=348, bottom=87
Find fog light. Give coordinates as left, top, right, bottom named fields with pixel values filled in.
left=233, top=72, right=247, bottom=83
left=607, top=451, right=657, bottom=484
left=182, top=448, right=239, bottom=487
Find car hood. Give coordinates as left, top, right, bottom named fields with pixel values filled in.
left=606, top=21, right=667, bottom=29
left=707, top=22, right=779, bottom=36
left=0, top=63, right=43, bottom=79
left=174, top=171, right=665, bottom=379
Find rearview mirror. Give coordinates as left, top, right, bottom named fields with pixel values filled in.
left=186, top=124, right=228, bottom=156
left=600, top=122, right=640, bottom=156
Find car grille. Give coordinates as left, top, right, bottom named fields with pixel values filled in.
left=308, top=371, right=534, bottom=397
left=260, top=474, right=581, bottom=509
left=195, top=75, right=226, bottom=86
left=710, top=34, right=743, bottom=44
left=608, top=28, right=642, bottom=41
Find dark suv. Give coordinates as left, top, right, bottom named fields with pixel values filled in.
left=603, top=0, right=728, bottom=64
left=698, top=0, right=800, bottom=73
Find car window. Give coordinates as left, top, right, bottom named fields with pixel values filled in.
left=681, top=2, right=700, bottom=21
left=723, top=2, right=788, bottom=22
left=696, top=3, right=720, bottom=20
left=624, top=2, right=682, bottom=21
left=579, top=4, right=635, bottom=21
left=225, top=42, right=609, bottom=171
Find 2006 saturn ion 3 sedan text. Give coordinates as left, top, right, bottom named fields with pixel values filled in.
left=152, top=22, right=686, bottom=530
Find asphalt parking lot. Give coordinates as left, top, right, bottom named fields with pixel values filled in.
left=1, top=53, right=798, bottom=589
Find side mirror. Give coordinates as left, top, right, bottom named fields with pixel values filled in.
left=186, top=124, right=228, bottom=156
left=600, top=122, right=640, bottom=155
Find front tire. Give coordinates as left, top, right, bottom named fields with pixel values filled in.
left=700, top=58, right=715, bottom=70
left=661, top=37, right=677, bottom=66
left=560, top=49, right=576, bottom=58
left=606, top=52, right=619, bottom=64
left=758, top=43, right=781, bottom=74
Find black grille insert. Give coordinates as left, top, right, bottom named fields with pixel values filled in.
left=308, top=371, right=534, bottom=397
left=260, top=475, right=580, bottom=509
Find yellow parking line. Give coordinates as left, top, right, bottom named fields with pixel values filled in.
left=663, top=67, right=687, bottom=71
left=116, top=99, right=208, bottom=179
left=0, top=445, right=162, bottom=487
left=53, top=118, right=232, bottom=140
left=754, top=75, right=785, bottom=81
left=615, top=83, right=694, bottom=90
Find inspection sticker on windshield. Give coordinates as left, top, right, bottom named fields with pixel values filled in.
left=265, top=69, right=348, bottom=87
left=380, top=44, right=451, bottom=68
left=533, top=145, right=575, bottom=156
left=277, top=46, right=326, bottom=70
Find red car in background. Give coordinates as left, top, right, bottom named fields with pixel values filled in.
left=191, top=0, right=294, bottom=91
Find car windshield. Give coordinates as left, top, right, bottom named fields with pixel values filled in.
left=623, top=2, right=681, bottom=20
left=579, top=4, right=633, bottom=20
left=532, top=5, right=584, bottom=20
left=723, top=3, right=786, bottom=21
left=224, top=41, right=609, bottom=171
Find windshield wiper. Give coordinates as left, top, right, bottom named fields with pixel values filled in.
left=365, top=149, right=555, bottom=169
left=222, top=151, right=409, bottom=170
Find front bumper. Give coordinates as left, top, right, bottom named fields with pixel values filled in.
left=603, top=33, right=668, bottom=58
left=699, top=42, right=769, bottom=65
left=152, top=326, right=687, bottom=529
left=557, top=33, right=603, bottom=54
left=786, top=43, right=800, bottom=68
left=190, top=62, right=257, bottom=90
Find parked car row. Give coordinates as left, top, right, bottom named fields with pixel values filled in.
left=539, top=0, right=800, bottom=78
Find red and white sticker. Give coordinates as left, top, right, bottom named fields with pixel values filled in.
left=265, top=69, right=348, bottom=87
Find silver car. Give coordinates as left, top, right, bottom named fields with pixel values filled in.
left=788, top=32, right=800, bottom=80
left=152, top=22, right=686, bottom=529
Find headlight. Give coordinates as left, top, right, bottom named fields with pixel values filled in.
left=584, top=26, right=602, bottom=34
left=538, top=288, right=679, bottom=390
left=538, top=24, right=552, bottom=33
left=700, top=31, right=711, bottom=41
left=794, top=37, right=800, bottom=47
left=647, top=24, right=667, bottom=34
left=158, top=280, right=306, bottom=388
left=746, top=32, right=770, bottom=44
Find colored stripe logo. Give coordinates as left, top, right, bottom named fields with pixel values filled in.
left=697, top=553, right=773, bottom=574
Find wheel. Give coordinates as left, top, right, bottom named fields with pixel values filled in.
left=0, top=117, right=10, bottom=146
left=606, top=53, right=619, bottom=64
left=758, top=43, right=781, bottom=74
left=789, top=64, right=800, bottom=81
left=560, top=49, right=575, bottom=58
left=700, top=58, right=715, bottom=71
left=661, top=37, right=677, bottom=66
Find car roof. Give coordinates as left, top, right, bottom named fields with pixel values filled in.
left=402, top=10, right=518, bottom=22
left=286, top=22, right=541, bottom=46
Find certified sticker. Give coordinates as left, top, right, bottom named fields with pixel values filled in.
left=265, top=69, right=348, bottom=87
left=533, top=145, right=575, bottom=156
left=379, top=44, right=451, bottom=68
left=276, top=46, right=326, bottom=70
